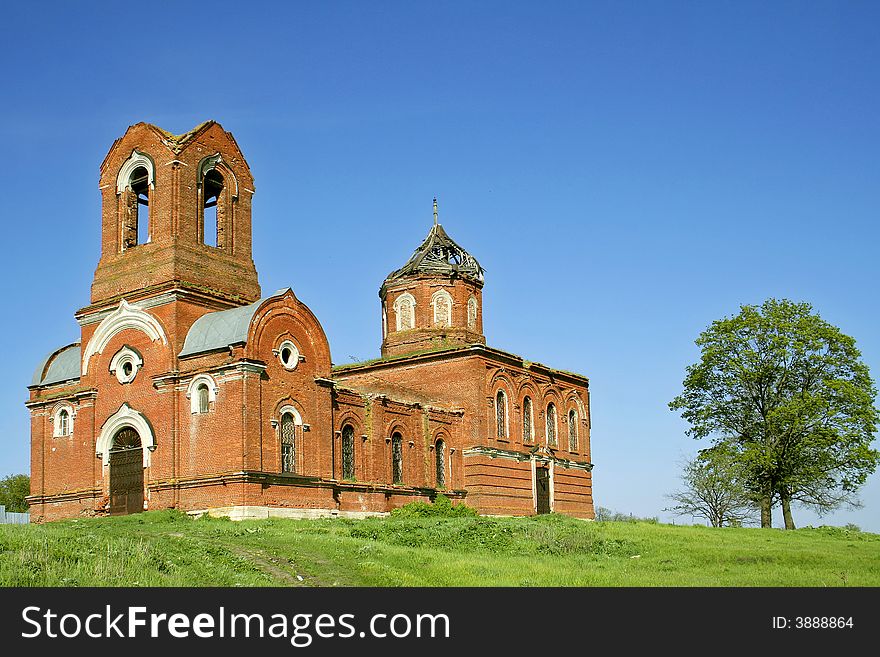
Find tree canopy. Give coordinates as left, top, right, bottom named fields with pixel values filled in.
left=669, top=299, right=878, bottom=528
left=0, top=473, right=30, bottom=513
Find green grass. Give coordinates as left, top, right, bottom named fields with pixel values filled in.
left=1, top=510, right=878, bottom=586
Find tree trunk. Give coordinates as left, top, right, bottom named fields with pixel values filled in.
left=760, top=495, right=772, bottom=528
left=781, top=495, right=796, bottom=530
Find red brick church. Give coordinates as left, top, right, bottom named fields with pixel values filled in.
left=26, top=121, right=594, bottom=522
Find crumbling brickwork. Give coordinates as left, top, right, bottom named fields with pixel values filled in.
left=26, top=121, right=593, bottom=522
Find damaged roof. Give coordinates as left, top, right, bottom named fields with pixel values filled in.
left=383, top=202, right=484, bottom=290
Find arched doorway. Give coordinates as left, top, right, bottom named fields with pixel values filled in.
left=109, top=427, right=144, bottom=515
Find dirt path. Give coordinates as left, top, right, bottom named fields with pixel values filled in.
left=228, top=545, right=305, bottom=586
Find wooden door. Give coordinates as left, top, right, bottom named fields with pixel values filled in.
left=536, top=467, right=551, bottom=514
left=109, top=427, right=144, bottom=515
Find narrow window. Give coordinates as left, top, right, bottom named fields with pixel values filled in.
left=568, top=409, right=578, bottom=451
left=197, top=384, right=210, bottom=414
left=59, top=409, right=70, bottom=436
left=125, top=165, right=150, bottom=248
left=495, top=390, right=507, bottom=438
left=433, top=290, right=452, bottom=327
left=546, top=403, right=557, bottom=447
left=395, top=294, right=415, bottom=331
left=400, top=299, right=413, bottom=329
left=391, top=432, right=403, bottom=484
left=281, top=412, right=296, bottom=473
left=203, top=168, right=224, bottom=248
left=522, top=396, right=533, bottom=443
left=342, top=425, right=355, bottom=480
left=435, top=439, right=446, bottom=489
left=467, top=297, right=478, bottom=331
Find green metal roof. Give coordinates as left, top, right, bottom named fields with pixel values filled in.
left=179, top=289, right=287, bottom=357
left=32, top=344, right=81, bottom=386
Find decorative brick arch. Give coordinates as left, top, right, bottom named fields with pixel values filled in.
left=488, top=372, right=515, bottom=440
left=96, top=403, right=156, bottom=467
left=82, top=300, right=168, bottom=375
left=197, top=152, right=239, bottom=197
left=116, top=149, right=155, bottom=193
left=246, top=289, right=332, bottom=374
left=518, top=383, right=540, bottom=444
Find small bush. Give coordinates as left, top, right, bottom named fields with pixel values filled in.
left=390, top=494, right=478, bottom=519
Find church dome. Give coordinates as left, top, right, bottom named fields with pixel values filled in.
left=382, top=200, right=484, bottom=292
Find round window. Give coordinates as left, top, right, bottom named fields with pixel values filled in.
left=111, top=346, right=142, bottom=384
left=278, top=340, right=300, bottom=370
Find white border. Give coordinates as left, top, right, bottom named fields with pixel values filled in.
left=431, top=289, right=454, bottom=327
left=96, top=403, right=156, bottom=467
left=187, top=374, right=219, bottom=414
left=109, top=346, right=143, bottom=384
left=82, top=300, right=167, bottom=375
left=393, top=292, right=416, bottom=331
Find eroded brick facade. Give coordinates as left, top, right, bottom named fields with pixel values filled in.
left=26, top=121, right=594, bottom=522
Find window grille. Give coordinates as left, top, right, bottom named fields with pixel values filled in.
left=435, top=439, right=446, bottom=489
left=496, top=390, right=507, bottom=438
left=342, top=425, right=355, bottom=480
left=522, top=397, right=533, bottom=443
left=547, top=403, right=557, bottom=447
left=281, top=413, right=296, bottom=473
left=391, top=433, right=403, bottom=484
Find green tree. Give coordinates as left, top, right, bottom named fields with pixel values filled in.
left=669, top=299, right=878, bottom=529
left=665, top=443, right=759, bottom=527
left=0, top=473, right=30, bottom=513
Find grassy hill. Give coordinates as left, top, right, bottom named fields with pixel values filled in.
left=1, top=509, right=877, bottom=586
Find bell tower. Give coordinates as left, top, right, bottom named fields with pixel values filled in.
left=88, top=121, right=260, bottom=309
left=379, top=199, right=486, bottom=357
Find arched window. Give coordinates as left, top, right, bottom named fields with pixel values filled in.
left=281, top=412, right=296, bottom=473
left=546, top=403, right=557, bottom=447
left=522, top=396, right=533, bottom=443
left=568, top=409, right=578, bottom=451
left=197, top=384, right=210, bottom=414
left=391, top=432, right=403, bottom=484
left=277, top=339, right=300, bottom=370
left=202, top=168, right=224, bottom=248
left=393, top=293, right=416, bottom=331
left=53, top=405, right=75, bottom=438
left=117, top=150, right=154, bottom=251
left=435, top=439, right=446, bottom=489
left=467, top=296, right=478, bottom=331
left=342, top=425, right=355, bottom=480
left=126, top=165, right=151, bottom=248
left=188, top=374, right=218, bottom=414
left=432, top=289, right=453, bottom=328
left=495, top=390, right=508, bottom=438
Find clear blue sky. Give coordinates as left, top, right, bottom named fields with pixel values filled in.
left=1, top=1, right=877, bottom=530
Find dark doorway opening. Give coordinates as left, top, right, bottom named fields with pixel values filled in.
left=536, top=467, right=551, bottom=515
